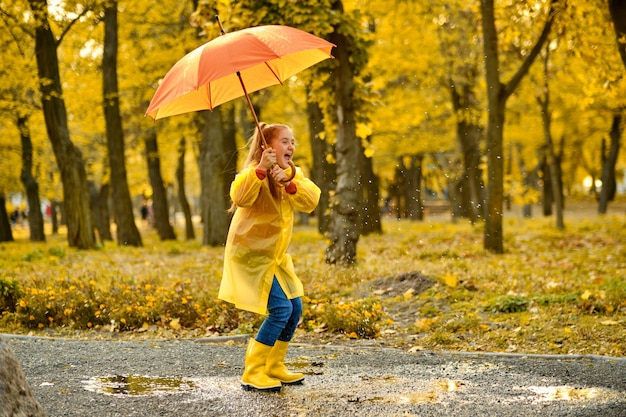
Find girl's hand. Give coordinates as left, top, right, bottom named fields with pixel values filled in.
left=258, top=148, right=276, bottom=171
left=270, top=164, right=289, bottom=185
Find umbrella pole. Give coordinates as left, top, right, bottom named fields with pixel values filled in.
left=215, top=15, right=295, bottom=181
left=238, top=73, right=269, bottom=150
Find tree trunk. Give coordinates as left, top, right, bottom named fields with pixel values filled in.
left=308, top=99, right=334, bottom=234
left=325, top=0, right=361, bottom=265
left=176, top=137, right=195, bottom=240
left=97, top=183, right=113, bottom=241
left=404, top=154, right=424, bottom=221
left=18, top=114, right=45, bottom=242
left=540, top=155, right=553, bottom=216
left=608, top=0, right=626, bottom=69
left=51, top=199, right=59, bottom=234
left=359, top=138, right=381, bottom=234
left=391, top=158, right=407, bottom=220
left=480, top=0, right=555, bottom=253
left=29, top=0, right=94, bottom=249
left=450, top=82, right=485, bottom=223
left=144, top=130, right=176, bottom=240
left=222, top=106, right=239, bottom=205
left=556, top=135, right=565, bottom=210
left=88, top=181, right=101, bottom=244
left=481, top=0, right=505, bottom=253
left=537, top=50, right=564, bottom=229
left=515, top=143, right=534, bottom=218
left=599, top=114, right=622, bottom=214
left=483, top=97, right=506, bottom=253
left=199, top=108, right=232, bottom=246
left=0, top=194, right=14, bottom=242
left=103, top=1, right=142, bottom=246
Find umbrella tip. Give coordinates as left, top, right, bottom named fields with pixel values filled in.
left=215, top=15, right=225, bottom=35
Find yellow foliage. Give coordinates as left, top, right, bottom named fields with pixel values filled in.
left=0, top=201, right=625, bottom=357
left=444, top=273, right=458, bottom=288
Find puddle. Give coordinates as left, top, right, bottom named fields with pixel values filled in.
left=527, top=386, right=616, bottom=403
left=344, top=378, right=463, bottom=405
left=83, top=375, right=196, bottom=396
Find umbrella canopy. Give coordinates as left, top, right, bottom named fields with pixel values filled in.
left=145, top=24, right=335, bottom=121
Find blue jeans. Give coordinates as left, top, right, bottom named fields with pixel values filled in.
left=255, top=277, right=302, bottom=346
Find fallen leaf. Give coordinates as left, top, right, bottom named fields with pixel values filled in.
left=169, top=318, right=181, bottom=330
left=445, top=273, right=458, bottom=288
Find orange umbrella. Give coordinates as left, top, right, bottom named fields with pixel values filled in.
left=146, top=17, right=334, bottom=181
left=145, top=18, right=335, bottom=123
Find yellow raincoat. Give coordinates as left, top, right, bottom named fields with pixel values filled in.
left=218, top=165, right=320, bottom=315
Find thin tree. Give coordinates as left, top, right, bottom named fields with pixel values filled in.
left=176, top=137, right=195, bottom=240
left=144, top=129, right=176, bottom=240
left=103, top=0, right=142, bottom=246
left=0, top=193, right=14, bottom=242
left=536, top=46, right=565, bottom=229
left=480, top=0, right=557, bottom=253
left=28, top=0, right=94, bottom=249
left=18, top=113, right=45, bottom=241
left=598, top=114, right=622, bottom=213
left=601, top=0, right=626, bottom=214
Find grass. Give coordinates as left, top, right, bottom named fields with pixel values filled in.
left=1, top=200, right=624, bottom=357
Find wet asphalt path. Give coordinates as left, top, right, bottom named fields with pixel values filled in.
left=6, top=335, right=626, bottom=417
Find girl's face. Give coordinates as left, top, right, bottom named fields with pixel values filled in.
left=270, top=127, right=296, bottom=169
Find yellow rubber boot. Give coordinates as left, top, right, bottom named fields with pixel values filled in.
left=265, top=340, right=305, bottom=385
left=241, top=339, right=282, bottom=392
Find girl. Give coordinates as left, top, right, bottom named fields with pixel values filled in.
left=218, top=123, right=321, bottom=392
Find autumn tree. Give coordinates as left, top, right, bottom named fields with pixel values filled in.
left=1, top=1, right=52, bottom=242
left=322, top=0, right=373, bottom=265
left=536, top=46, right=565, bottom=229
left=436, top=4, right=486, bottom=223
left=600, top=0, right=626, bottom=214
left=19, top=113, right=46, bottom=241
left=480, top=0, right=558, bottom=253
left=102, top=0, right=142, bottom=246
left=175, top=137, right=195, bottom=240
left=27, top=0, right=95, bottom=249
left=143, top=128, right=176, bottom=240
left=364, top=0, right=455, bottom=222
left=115, top=0, right=200, bottom=242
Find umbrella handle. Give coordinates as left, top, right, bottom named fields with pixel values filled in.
left=285, top=161, right=297, bottom=183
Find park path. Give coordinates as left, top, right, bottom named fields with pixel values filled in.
left=5, top=334, right=626, bottom=417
